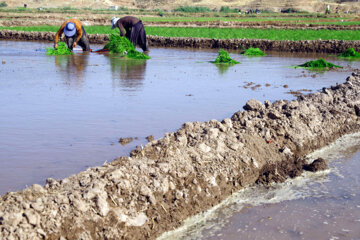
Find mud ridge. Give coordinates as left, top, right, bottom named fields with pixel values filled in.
left=1, top=29, right=360, bottom=53
left=1, top=69, right=360, bottom=239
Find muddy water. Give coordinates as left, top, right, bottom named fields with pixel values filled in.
left=160, top=133, right=360, bottom=240
left=0, top=40, right=359, bottom=195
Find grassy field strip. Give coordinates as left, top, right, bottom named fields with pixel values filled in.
left=1, top=25, right=359, bottom=41
left=140, top=17, right=349, bottom=22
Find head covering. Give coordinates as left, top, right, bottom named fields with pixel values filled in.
left=64, top=22, right=76, bottom=37
left=111, top=17, right=120, bottom=29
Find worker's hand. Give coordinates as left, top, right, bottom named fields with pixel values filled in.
left=54, top=43, right=58, bottom=49
left=72, top=42, right=77, bottom=48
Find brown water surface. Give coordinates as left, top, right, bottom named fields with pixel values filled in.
left=0, top=40, right=359, bottom=195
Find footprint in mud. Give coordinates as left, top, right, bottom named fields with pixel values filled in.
left=243, top=82, right=255, bottom=89
left=285, top=89, right=312, bottom=97
left=251, top=84, right=261, bottom=90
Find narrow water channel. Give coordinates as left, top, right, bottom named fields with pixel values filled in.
left=0, top=40, right=359, bottom=198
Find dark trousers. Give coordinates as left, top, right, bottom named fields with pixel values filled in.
left=66, top=26, right=90, bottom=51
left=129, top=21, right=148, bottom=52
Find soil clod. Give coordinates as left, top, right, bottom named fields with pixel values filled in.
left=119, top=137, right=133, bottom=146
left=146, top=135, right=154, bottom=142
left=303, top=158, right=329, bottom=172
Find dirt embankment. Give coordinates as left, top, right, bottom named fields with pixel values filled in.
left=1, top=29, right=360, bottom=53
left=147, top=21, right=360, bottom=30
left=1, top=71, right=360, bottom=239
left=2, top=12, right=360, bottom=31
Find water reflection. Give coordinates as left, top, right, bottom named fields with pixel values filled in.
left=54, top=53, right=89, bottom=88
left=108, top=55, right=147, bottom=90
left=215, top=63, right=232, bottom=75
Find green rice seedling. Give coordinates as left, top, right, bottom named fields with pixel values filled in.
left=241, top=47, right=266, bottom=56
left=104, top=34, right=150, bottom=59
left=337, top=48, right=360, bottom=59
left=212, top=49, right=239, bottom=64
left=46, top=42, right=73, bottom=55
left=295, top=58, right=342, bottom=69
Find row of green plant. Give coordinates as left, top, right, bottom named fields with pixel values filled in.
left=2, top=25, right=359, bottom=41
left=212, top=49, right=344, bottom=71
left=212, top=47, right=266, bottom=64
left=140, top=16, right=350, bottom=23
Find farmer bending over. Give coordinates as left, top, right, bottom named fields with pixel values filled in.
left=111, top=16, right=149, bottom=52
left=54, top=19, right=90, bottom=51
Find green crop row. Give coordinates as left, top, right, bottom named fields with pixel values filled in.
left=1, top=25, right=359, bottom=41
left=141, top=16, right=350, bottom=22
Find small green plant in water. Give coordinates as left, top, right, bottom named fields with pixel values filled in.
left=241, top=47, right=266, bottom=56
left=104, top=34, right=150, bottom=59
left=212, top=49, right=239, bottom=64
left=296, top=58, right=342, bottom=69
left=46, top=42, right=73, bottom=55
left=337, top=48, right=360, bottom=59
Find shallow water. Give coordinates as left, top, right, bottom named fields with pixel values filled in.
left=159, top=133, right=360, bottom=240
left=0, top=40, right=359, bottom=194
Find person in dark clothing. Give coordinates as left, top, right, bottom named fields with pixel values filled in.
left=54, top=19, right=90, bottom=51
left=111, top=16, right=149, bottom=52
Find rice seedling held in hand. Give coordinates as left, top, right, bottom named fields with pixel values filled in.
left=46, top=42, right=73, bottom=55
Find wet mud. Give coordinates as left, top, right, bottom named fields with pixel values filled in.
left=1, top=29, right=360, bottom=53
left=1, top=71, right=360, bottom=239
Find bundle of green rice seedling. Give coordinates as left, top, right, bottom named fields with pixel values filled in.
left=337, top=48, right=360, bottom=59
left=46, top=42, right=73, bottom=55
left=213, top=49, right=239, bottom=64
left=104, top=34, right=150, bottom=59
left=296, top=58, right=342, bottom=69
left=241, top=47, right=266, bottom=56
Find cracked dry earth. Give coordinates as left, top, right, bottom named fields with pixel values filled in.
left=1, top=72, right=360, bottom=240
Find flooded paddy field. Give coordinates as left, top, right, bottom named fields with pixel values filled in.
left=1, top=40, right=359, bottom=195
left=1, top=40, right=360, bottom=239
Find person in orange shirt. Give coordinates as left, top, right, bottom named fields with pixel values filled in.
left=54, top=19, right=90, bottom=51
